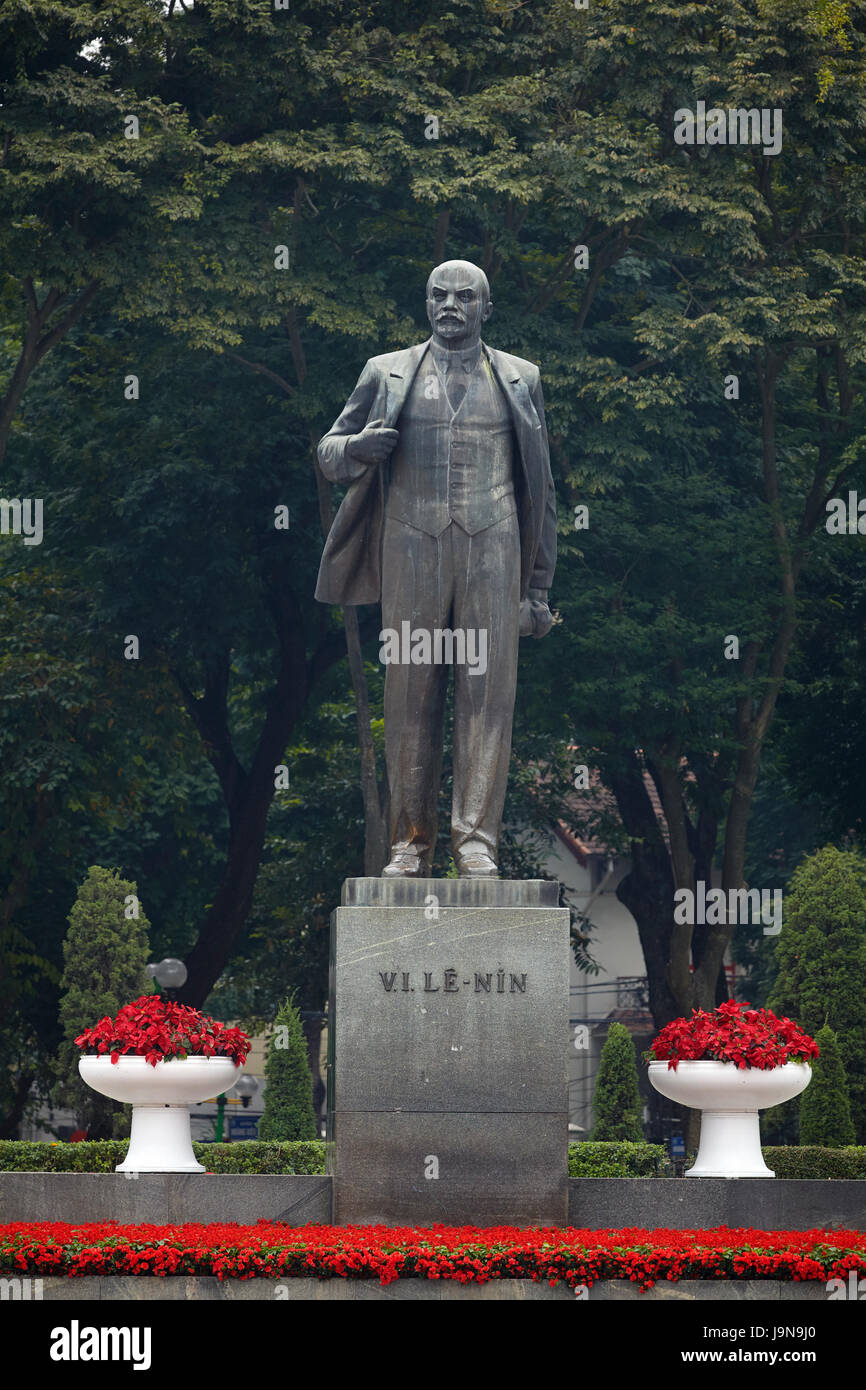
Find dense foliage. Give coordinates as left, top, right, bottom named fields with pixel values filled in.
left=799, top=1025, right=857, bottom=1147
left=590, top=1022, right=644, bottom=1141
left=257, top=998, right=317, bottom=1141
left=762, top=1146, right=866, bottom=1179
left=4, top=0, right=866, bottom=1136
left=54, top=867, right=154, bottom=1137
left=770, top=847, right=866, bottom=1140
left=568, top=1142, right=663, bottom=1177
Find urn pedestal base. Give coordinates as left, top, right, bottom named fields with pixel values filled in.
left=648, top=1060, right=812, bottom=1179
left=328, top=877, right=570, bottom=1226
left=685, top=1109, right=774, bottom=1179
left=78, top=1054, right=241, bottom=1174
left=118, top=1105, right=205, bottom=1174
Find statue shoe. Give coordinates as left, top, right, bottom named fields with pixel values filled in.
left=456, top=849, right=499, bottom=878
left=383, top=846, right=428, bottom=877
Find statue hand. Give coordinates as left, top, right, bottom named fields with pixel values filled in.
left=520, top=589, right=555, bottom=639
left=346, top=417, right=399, bottom=467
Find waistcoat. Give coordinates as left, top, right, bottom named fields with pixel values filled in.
left=384, top=348, right=516, bottom=536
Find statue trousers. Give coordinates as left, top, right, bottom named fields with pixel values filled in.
left=381, top=512, right=521, bottom=866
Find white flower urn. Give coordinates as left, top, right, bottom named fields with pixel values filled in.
left=648, top=1060, right=811, bottom=1177
left=78, top=1054, right=242, bottom=1173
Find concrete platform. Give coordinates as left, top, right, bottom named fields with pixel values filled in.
left=19, top=1276, right=835, bottom=1301
left=568, top=1178, right=866, bottom=1231
left=2, top=1174, right=864, bottom=1229
left=0, top=1173, right=331, bottom=1225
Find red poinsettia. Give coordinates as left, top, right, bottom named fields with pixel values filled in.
left=646, top=1000, right=819, bottom=1071
left=74, top=995, right=251, bottom=1068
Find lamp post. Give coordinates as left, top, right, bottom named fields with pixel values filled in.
left=215, top=1091, right=226, bottom=1143
left=146, top=957, right=188, bottom=997
left=233, top=1075, right=259, bottom=1109
left=213, top=1075, right=259, bottom=1142
left=227, top=1075, right=259, bottom=1140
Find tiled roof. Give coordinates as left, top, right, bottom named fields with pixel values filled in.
left=555, top=757, right=669, bottom=860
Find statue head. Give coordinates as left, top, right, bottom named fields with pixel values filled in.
left=426, top=260, right=492, bottom=349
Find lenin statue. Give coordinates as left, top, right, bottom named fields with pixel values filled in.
left=315, top=260, right=557, bottom=878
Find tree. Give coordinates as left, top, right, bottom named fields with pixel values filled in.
left=769, top=541, right=866, bottom=850
left=0, top=544, right=200, bottom=1134
left=769, top=846, right=866, bottom=1141
left=590, top=1021, right=643, bottom=1142
left=0, top=0, right=207, bottom=463
left=14, top=315, right=365, bottom=1008
left=0, top=918, right=58, bottom=1139
left=55, top=865, right=153, bottom=1138
left=4, top=0, right=579, bottom=1005
left=210, top=693, right=370, bottom=1119
left=6, top=0, right=866, bottom=1057
left=258, top=996, right=317, bottom=1142
left=0, top=545, right=189, bottom=946
left=530, top=0, right=866, bottom=1055
left=800, top=1024, right=856, bottom=1147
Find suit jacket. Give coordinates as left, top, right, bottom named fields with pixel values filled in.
left=314, top=338, right=557, bottom=605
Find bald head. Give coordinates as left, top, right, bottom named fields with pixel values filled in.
left=426, top=260, right=490, bottom=301
left=426, top=259, right=492, bottom=349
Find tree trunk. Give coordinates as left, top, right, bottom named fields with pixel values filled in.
left=0, top=279, right=100, bottom=466
left=179, top=784, right=279, bottom=1005
left=609, top=757, right=700, bottom=1151
left=176, top=596, right=315, bottom=1005
left=608, top=756, right=680, bottom=1030
left=0, top=1069, right=34, bottom=1140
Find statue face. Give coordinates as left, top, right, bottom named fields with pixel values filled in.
left=426, top=262, right=492, bottom=348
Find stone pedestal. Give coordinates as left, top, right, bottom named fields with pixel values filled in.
left=328, top=877, right=570, bottom=1225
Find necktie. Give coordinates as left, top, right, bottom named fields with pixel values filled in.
left=444, top=359, right=470, bottom=411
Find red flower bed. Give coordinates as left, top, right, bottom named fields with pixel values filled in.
left=2, top=1222, right=864, bottom=1291
left=74, top=995, right=251, bottom=1067
left=647, top=1000, right=819, bottom=1070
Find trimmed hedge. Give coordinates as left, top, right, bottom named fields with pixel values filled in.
left=197, top=1142, right=326, bottom=1174
left=568, top=1142, right=665, bottom=1177
left=3, top=1140, right=865, bottom=1179
left=568, top=1144, right=866, bottom=1179
left=0, top=1141, right=326, bottom=1175
left=7, top=1140, right=662, bottom=1177
left=762, top=1146, right=866, bottom=1180
left=200, top=1139, right=325, bottom=1173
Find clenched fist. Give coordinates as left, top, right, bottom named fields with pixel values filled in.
left=520, top=588, right=555, bottom=639
left=346, top=417, right=399, bottom=467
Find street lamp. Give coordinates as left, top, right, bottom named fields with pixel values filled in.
left=146, top=957, right=188, bottom=995
left=232, top=1075, right=259, bottom=1109
left=214, top=1074, right=259, bottom=1142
